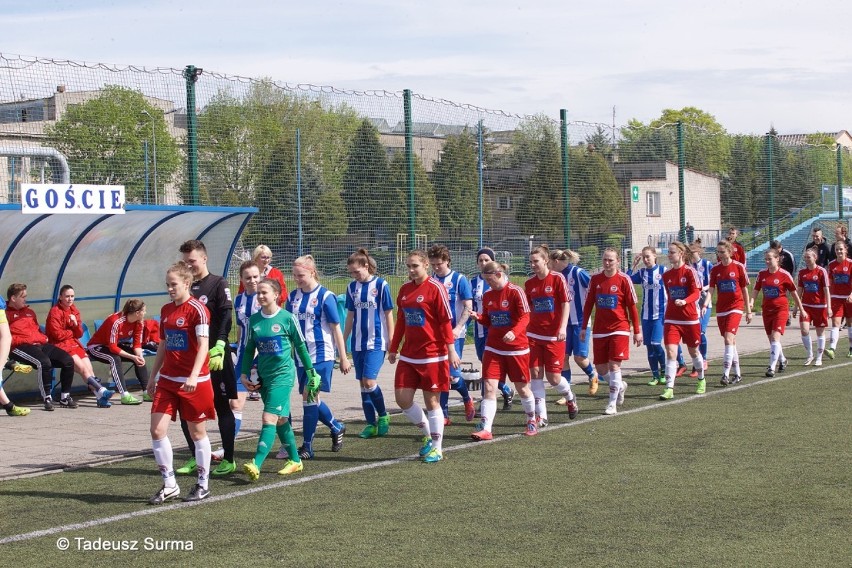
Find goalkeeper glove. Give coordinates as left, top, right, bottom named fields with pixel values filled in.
left=305, top=368, right=321, bottom=402
left=208, top=340, right=226, bottom=372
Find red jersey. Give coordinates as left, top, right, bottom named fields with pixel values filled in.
left=158, top=298, right=211, bottom=382
left=480, top=283, right=531, bottom=354
left=709, top=260, right=749, bottom=315
left=582, top=271, right=640, bottom=336
left=798, top=265, right=830, bottom=308
left=5, top=305, right=48, bottom=348
left=525, top=272, right=570, bottom=341
left=731, top=241, right=746, bottom=267
left=389, top=278, right=454, bottom=362
left=45, top=303, right=84, bottom=352
left=88, top=311, right=143, bottom=354
left=239, top=266, right=287, bottom=306
left=662, top=264, right=702, bottom=324
left=142, top=319, right=160, bottom=344
left=827, top=258, right=852, bottom=298
left=754, top=269, right=796, bottom=314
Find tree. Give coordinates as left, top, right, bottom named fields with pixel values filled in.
left=569, top=148, right=627, bottom=246
left=512, top=118, right=564, bottom=239
left=388, top=152, right=440, bottom=238
left=45, top=85, right=180, bottom=203
left=431, top=128, right=480, bottom=236
left=341, top=119, right=392, bottom=240
left=722, top=135, right=760, bottom=227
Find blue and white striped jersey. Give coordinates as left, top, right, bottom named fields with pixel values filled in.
left=345, top=276, right=394, bottom=352
left=627, top=265, right=667, bottom=321
left=470, top=274, right=490, bottom=340
left=234, top=292, right=261, bottom=371
left=287, top=284, right=340, bottom=366
left=431, top=270, right=473, bottom=327
left=692, top=258, right=714, bottom=308
left=560, top=264, right=591, bottom=326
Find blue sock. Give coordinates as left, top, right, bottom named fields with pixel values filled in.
left=677, top=346, right=685, bottom=367
left=440, top=391, right=450, bottom=418
left=234, top=415, right=243, bottom=438
left=499, top=381, right=512, bottom=396
left=654, top=345, right=666, bottom=371
left=561, top=369, right=572, bottom=384
left=367, top=385, right=387, bottom=417
left=452, top=378, right=471, bottom=402
left=361, top=391, right=376, bottom=425
left=700, top=333, right=708, bottom=360
left=302, top=403, right=319, bottom=449
left=317, top=400, right=341, bottom=432
left=582, top=363, right=595, bottom=378
left=647, top=348, right=659, bottom=376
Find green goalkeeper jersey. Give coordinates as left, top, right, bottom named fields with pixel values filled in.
left=242, top=307, right=312, bottom=384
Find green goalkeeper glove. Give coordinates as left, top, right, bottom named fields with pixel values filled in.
left=208, top=340, right=226, bottom=372
left=305, top=368, right=321, bottom=402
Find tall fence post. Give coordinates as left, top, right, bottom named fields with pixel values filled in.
left=560, top=109, right=570, bottom=248
left=766, top=132, right=775, bottom=242
left=677, top=121, right=686, bottom=242
left=143, top=140, right=150, bottom=204
left=296, top=128, right=303, bottom=257
left=403, top=89, right=415, bottom=245
left=838, top=145, right=844, bottom=220
left=477, top=119, right=484, bottom=248
left=183, top=65, right=201, bottom=206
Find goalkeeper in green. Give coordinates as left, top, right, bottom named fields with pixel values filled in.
left=241, top=278, right=319, bottom=478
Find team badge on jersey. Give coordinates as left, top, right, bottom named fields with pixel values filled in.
left=310, top=298, right=318, bottom=307
left=416, top=295, right=424, bottom=303
left=176, top=317, right=186, bottom=327
left=371, top=288, right=378, bottom=296
left=272, top=324, right=282, bottom=333
left=610, top=285, right=618, bottom=292
left=199, top=295, right=208, bottom=304
left=501, top=300, right=509, bottom=308
left=545, top=286, right=553, bottom=293
left=680, top=277, right=687, bottom=283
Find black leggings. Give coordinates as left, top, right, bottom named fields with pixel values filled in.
left=87, top=345, right=150, bottom=392
left=10, top=343, right=74, bottom=399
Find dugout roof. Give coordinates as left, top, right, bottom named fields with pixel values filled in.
left=0, top=204, right=256, bottom=321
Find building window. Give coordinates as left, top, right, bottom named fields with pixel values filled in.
left=496, top=196, right=514, bottom=210
left=646, top=191, right=661, bottom=217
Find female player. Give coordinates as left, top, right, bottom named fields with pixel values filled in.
left=797, top=247, right=831, bottom=366
left=628, top=246, right=667, bottom=386
left=752, top=249, right=804, bottom=377
left=689, top=242, right=713, bottom=377
left=825, top=241, right=852, bottom=358
left=387, top=250, right=460, bottom=463
left=470, top=247, right=515, bottom=409
left=343, top=249, right=394, bottom=439
left=549, top=249, right=600, bottom=396
left=45, top=285, right=122, bottom=406
left=238, top=244, right=287, bottom=305
left=147, top=261, right=215, bottom=504
left=86, top=298, right=150, bottom=405
left=287, top=254, right=351, bottom=460
left=581, top=248, right=642, bottom=415
left=428, top=245, right=475, bottom=424
left=525, top=244, right=577, bottom=426
left=469, top=260, right=538, bottom=438
left=0, top=297, right=30, bottom=416
left=659, top=242, right=704, bottom=400
left=213, top=260, right=261, bottom=461
left=241, top=278, right=319, bottom=480
left=709, top=240, right=752, bottom=385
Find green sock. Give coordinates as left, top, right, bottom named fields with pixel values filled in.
left=276, top=421, right=300, bottom=463
left=254, top=423, right=277, bottom=468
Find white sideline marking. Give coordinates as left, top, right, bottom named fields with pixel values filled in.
left=2, top=360, right=849, bottom=545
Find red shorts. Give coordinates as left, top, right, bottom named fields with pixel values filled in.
left=482, top=349, right=531, bottom=383
left=54, top=339, right=87, bottom=359
left=151, top=377, right=215, bottom=423
left=830, top=297, right=852, bottom=319
left=592, top=333, right=630, bottom=364
left=664, top=323, right=701, bottom=347
left=762, top=310, right=787, bottom=335
left=529, top=338, right=565, bottom=374
left=394, top=358, right=450, bottom=392
left=716, top=313, right=743, bottom=336
left=802, top=305, right=828, bottom=328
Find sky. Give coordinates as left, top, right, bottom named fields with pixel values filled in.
left=3, top=0, right=851, bottom=135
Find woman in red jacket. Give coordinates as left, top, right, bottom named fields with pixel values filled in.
left=87, top=299, right=149, bottom=405
left=238, top=245, right=287, bottom=306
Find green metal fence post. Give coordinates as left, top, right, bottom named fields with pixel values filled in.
left=296, top=128, right=303, bottom=257
left=838, top=145, right=844, bottom=220
left=403, top=89, right=415, bottom=245
left=677, top=121, right=686, bottom=242
left=183, top=65, right=201, bottom=206
left=766, top=133, right=775, bottom=242
left=478, top=119, right=484, bottom=249
left=560, top=109, right=570, bottom=248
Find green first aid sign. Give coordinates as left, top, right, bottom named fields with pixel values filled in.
left=631, top=185, right=639, bottom=202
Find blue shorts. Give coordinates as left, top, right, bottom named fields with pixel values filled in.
left=297, top=361, right=334, bottom=394
left=474, top=335, right=487, bottom=362
left=699, top=308, right=711, bottom=334
left=565, top=324, right=591, bottom=358
left=642, top=318, right=664, bottom=345
left=352, top=350, right=386, bottom=380
left=450, top=337, right=466, bottom=378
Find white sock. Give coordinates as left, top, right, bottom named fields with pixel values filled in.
left=847, top=326, right=852, bottom=345
left=194, top=436, right=211, bottom=490
left=817, top=335, right=825, bottom=358
left=723, top=345, right=734, bottom=377
left=555, top=377, right=575, bottom=400
left=692, top=354, right=705, bottom=379
left=801, top=334, right=812, bottom=356
left=426, top=409, right=444, bottom=452
left=403, top=404, right=430, bottom=437
left=152, top=437, right=176, bottom=488
left=520, top=395, right=535, bottom=421
left=732, top=349, right=741, bottom=375
left=769, top=341, right=781, bottom=370
left=531, top=378, right=547, bottom=421
left=665, top=359, right=677, bottom=389
left=608, top=370, right=622, bottom=404
left=480, top=398, right=497, bottom=432
left=830, top=327, right=839, bottom=349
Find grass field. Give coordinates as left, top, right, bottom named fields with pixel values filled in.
left=1, top=346, right=849, bottom=567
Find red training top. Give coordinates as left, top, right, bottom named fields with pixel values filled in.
left=582, top=270, right=640, bottom=336
left=158, top=298, right=211, bottom=382
left=479, top=283, right=531, bottom=355
left=754, top=269, right=796, bottom=314
left=389, top=278, right=454, bottom=362
left=798, top=265, right=830, bottom=308
left=662, top=264, right=702, bottom=324
left=709, top=260, right=750, bottom=316
left=6, top=305, right=48, bottom=348
left=525, top=272, right=570, bottom=342
left=88, top=311, right=143, bottom=355
left=45, top=302, right=85, bottom=354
